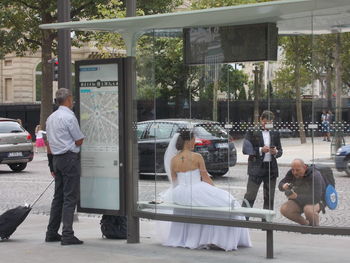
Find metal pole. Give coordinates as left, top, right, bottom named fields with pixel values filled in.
left=126, top=0, right=136, bottom=17
left=266, top=230, right=274, bottom=259
left=57, top=0, right=72, bottom=90
left=125, top=0, right=140, bottom=244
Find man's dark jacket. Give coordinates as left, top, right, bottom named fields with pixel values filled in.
left=242, top=128, right=283, bottom=179
left=278, top=166, right=325, bottom=206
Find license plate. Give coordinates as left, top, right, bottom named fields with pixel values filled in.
left=216, top=143, right=228, bottom=148
left=8, top=152, right=23, bottom=157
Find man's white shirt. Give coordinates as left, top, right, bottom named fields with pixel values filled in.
left=46, top=106, right=84, bottom=155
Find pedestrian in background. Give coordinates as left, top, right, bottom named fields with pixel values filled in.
left=45, top=88, right=85, bottom=245
left=321, top=110, right=331, bottom=142
left=35, top=124, right=46, bottom=153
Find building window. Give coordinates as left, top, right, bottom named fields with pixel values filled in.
left=5, top=78, right=13, bottom=101
left=4, top=60, right=12, bottom=66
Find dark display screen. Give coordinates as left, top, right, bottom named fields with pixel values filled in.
left=183, top=23, right=278, bottom=65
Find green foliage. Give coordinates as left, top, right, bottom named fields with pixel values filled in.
left=137, top=36, right=189, bottom=100
left=135, top=0, right=183, bottom=15
left=275, top=33, right=350, bottom=98
left=118, top=0, right=183, bottom=15
left=86, top=0, right=130, bottom=56
left=0, top=0, right=112, bottom=58
left=219, top=64, right=248, bottom=100
left=191, top=0, right=277, bottom=9
left=272, top=36, right=313, bottom=98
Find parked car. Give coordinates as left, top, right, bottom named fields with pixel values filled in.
left=137, top=119, right=237, bottom=177
left=335, top=144, right=350, bottom=176
left=0, top=118, right=34, bottom=172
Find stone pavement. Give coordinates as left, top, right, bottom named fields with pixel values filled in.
left=1, top=214, right=350, bottom=263
left=1, top=136, right=349, bottom=262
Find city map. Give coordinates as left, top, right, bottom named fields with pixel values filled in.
left=79, top=87, right=119, bottom=152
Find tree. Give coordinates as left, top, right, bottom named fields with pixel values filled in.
left=0, top=0, right=115, bottom=128
left=219, top=64, right=248, bottom=100
left=276, top=35, right=313, bottom=144
left=137, top=36, right=196, bottom=115
left=89, top=1, right=189, bottom=105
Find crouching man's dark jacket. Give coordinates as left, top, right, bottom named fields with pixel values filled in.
left=278, top=166, right=325, bottom=207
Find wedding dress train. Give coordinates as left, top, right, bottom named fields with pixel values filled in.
left=161, top=169, right=252, bottom=251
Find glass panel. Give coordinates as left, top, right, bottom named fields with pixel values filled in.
left=310, top=6, right=350, bottom=227
left=136, top=31, right=157, bottom=215
left=134, top=4, right=349, bottom=231
left=271, top=29, right=315, bottom=225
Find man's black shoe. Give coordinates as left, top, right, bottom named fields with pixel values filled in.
left=45, top=233, right=62, bottom=242
left=61, top=236, right=84, bottom=246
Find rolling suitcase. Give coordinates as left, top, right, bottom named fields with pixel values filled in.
left=0, top=179, right=54, bottom=240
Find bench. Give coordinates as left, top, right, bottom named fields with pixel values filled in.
left=137, top=201, right=350, bottom=259
left=138, top=200, right=276, bottom=257
left=138, top=201, right=276, bottom=222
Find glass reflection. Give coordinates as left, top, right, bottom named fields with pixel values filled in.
left=135, top=13, right=349, bottom=230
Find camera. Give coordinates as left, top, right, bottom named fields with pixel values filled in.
left=284, top=183, right=294, bottom=197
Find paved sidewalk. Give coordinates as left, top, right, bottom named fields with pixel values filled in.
left=1, top=214, right=349, bottom=263
left=2, top=137, right=348, bottom=262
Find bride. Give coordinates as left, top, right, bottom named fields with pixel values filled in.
left=160, top=128, right=252, bottom=251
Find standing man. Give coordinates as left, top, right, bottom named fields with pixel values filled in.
left=242, top=110, right=283, bottom=214
left=45, top=88, right=85, bottom=245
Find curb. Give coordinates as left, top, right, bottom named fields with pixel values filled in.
left=236, top=161, right=335, bottom=168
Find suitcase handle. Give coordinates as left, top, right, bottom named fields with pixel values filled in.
left=30, top=179, right=55, bottom=208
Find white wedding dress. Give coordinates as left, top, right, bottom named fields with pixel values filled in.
left=161, top=169, right=252, bottom=251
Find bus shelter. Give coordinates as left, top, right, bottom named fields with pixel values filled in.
left=41, top=0, right=350, bottom=258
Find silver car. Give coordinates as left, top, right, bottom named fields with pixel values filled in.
left=0, top=118, right=34, bottom=172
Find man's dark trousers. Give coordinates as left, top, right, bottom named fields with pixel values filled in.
left=47, top=151, right=80, bottom=239
left=242, top=163, right=277, bottom=211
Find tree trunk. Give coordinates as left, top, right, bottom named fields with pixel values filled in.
left=334, top=32, right=343, bottom=151
left=40, top=29, right=54, bottom=130
left=212, top=80, right=218, bottom=121
left=334, top=33, right=342, bottom=124
left=295, top=61, right=306, bottom=144
left=253, top=66, right=260, bottom=124
left=325, top=68, right=333, bottom=110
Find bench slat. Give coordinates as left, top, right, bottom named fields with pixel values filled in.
left=138, top=201, right=276, bottom=222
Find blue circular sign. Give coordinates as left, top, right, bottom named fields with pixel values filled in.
left=325, top=185, right=338, bottom=210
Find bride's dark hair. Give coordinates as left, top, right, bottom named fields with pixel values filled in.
left=176, top=128, right=194, bottom=150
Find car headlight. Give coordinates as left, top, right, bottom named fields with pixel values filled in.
left=336, top=148, right=345, bottom=156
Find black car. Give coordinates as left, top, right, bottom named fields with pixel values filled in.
left=137, top=119, right=237, bottom=177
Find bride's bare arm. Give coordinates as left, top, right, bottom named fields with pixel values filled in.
left=170, top=158, right=177, bottom=184
left=197, top=154, right=214, bottom=186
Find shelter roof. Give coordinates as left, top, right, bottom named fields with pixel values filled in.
left=40, top=0, right=350, bottom=55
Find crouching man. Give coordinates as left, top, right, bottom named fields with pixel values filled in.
left=279, top=159, right=324, bottom=226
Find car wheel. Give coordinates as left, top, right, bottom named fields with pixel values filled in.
left=9, top=163, right=27, bottom=172
left=345, top=158, right=350, bottom=176
left=208, top=169, right=228, bottom=177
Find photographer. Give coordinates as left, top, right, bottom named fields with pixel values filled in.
left=279, top=159, right=324, bottom=226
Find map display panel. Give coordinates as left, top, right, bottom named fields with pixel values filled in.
left=78, top=63, right=120, bottom=211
